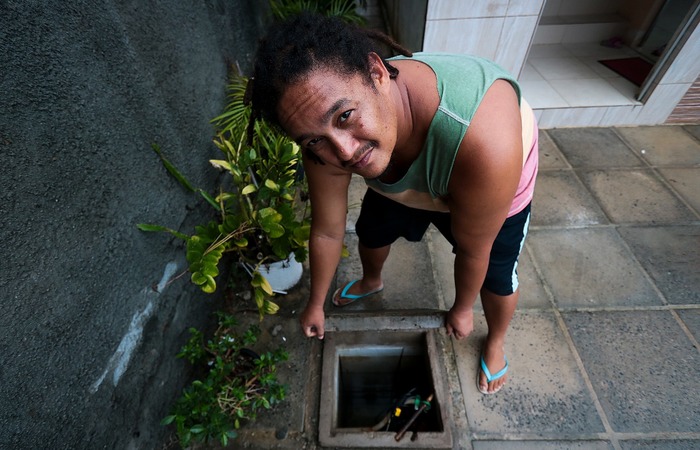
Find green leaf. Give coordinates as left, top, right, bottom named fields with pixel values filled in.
left=241, top=184, right=257, bottom=195
left=190, top=425, right=205, bottom=434
left=191, top=272, right=208, bottom=286
left=264, top=179, right=279, bottom=191
left=150, top=143, right=196, bottom=192
left=264, top=300, right=280, bottom=315
left=136, top=223, right=168, bottom=232
left=201, top=278, right=216, bottom=294
left=198, top=189, right=221, bottom=211
left=257, top=273, right=274, bottom=296
left=293, top=224, right=311, bottom=242
left=258, top=207, right=281, bottom=222
left=209, top=159, right=232, bottom=171
left=254, top=288, right=265, bottom=309
left=160, top=415, right=176, bottom=425
left=263, top=223, right=285, bottom=239
left=136, top=223, right=189, bottom=241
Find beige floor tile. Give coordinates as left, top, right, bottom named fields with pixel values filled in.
left=528, top=228, right=662, bottom=308
left=454, top=311, right=604, bottom=435
left=531, top=171, right=609, bottom=227
left=658, top=167, right=700, bottom=216
left=578, top=169, right=697, bottom=224
left=615, top=126, right=700, bottom=166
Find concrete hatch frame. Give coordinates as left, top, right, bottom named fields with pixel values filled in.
left=319, top=329, right=453, bottom=448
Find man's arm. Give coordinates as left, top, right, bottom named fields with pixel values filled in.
left=446, top=80, right=523, bottom=339
left=300, top=153, right=352, bottom=339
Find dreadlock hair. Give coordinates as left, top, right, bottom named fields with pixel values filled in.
left=246, top=12, right=412, bottom=155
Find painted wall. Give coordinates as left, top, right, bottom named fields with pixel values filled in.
left=420, top=0, right=543, bottom=77
left=0, top=1, right=267, bottom=448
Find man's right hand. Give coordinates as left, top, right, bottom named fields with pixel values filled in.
left=300, top=304, right=326, bottom=340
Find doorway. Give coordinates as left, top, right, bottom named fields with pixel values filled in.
left=522, top=0, right=699, bottom=109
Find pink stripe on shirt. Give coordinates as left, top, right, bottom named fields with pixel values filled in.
left=508, top=119, right=539, bottom=217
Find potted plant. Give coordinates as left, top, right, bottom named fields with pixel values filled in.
left=138, top=71, right=310, bottom=317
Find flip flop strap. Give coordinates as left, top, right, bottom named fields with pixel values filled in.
left=481, top=356, right=509, bottom=382
left=340, top=280, right=361, bottom=299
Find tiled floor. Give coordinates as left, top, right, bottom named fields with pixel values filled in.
left=236, top=125, right=700, bottom=450
left=521, top=43, right=644, bottom=109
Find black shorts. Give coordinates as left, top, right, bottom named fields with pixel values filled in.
left=355, top=188, right=531, bottom=296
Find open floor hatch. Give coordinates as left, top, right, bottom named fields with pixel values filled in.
left=319, top=329, right=453, bottom=448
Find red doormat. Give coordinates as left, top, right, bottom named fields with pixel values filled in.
left=598, top=57, right=654, bottom=86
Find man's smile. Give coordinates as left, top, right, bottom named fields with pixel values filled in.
left=343, top=142, right=377, bottom=169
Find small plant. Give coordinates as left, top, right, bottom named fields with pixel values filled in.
left=162, top=312, right=288, bottom=447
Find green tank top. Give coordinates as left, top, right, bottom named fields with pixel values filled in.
left=365, top=53, right=521, bottom=205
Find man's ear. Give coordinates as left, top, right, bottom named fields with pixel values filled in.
left=367, top=52, right=390, bottom=87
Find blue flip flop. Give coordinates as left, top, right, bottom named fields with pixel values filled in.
left=477, top=355, right=509, bottom=395
left=332, top=280, right=384, bottom=307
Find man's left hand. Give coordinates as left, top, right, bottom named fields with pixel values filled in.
left=445, top=307, right=474, bottom=339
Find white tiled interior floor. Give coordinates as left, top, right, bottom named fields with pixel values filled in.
left=520, top=43, right=644, bottom=109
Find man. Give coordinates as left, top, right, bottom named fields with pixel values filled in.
left=248, top=13, right=538, bottom=394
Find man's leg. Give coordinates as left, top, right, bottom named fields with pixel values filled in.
left=337, top=242, right=390, bottom=301
left=479, top=288, right=519, bottom=393
left=338, top=188, right=431, bottom=304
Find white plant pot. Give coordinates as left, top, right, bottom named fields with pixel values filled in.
left=244, top=253, right=303, bottom=294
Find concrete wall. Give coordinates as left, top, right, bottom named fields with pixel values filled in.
left=0, top=1, right=268, bottom=448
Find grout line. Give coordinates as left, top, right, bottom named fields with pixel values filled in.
left=523, top=241, right=558, bottom=312
left=605, top=225, right=671, bottom=307
left=530, top=221, right=700, bottom=231
left=470, top=430, right=700, bottom=441
left=649, top=167, right=700, bottom=220
left=551, top=308, right=622, bottom=450
left=670, top=308, right=700, bottom=352
left=554, top=304, right=700, bottom=312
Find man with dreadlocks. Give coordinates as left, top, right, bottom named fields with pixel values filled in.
left=248, top=12, right=538, bottom=395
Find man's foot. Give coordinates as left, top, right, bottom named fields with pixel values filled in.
left=477, top=342, right=508, bottom=394
left=332, top=279, right=384, bottom=307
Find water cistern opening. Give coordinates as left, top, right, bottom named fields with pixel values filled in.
left=336, top=337, right=443, bottom=433
left=320, top=329, right=452, bottom=448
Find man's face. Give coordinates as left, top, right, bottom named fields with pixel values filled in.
left=276, top=64, right=397, bottom=179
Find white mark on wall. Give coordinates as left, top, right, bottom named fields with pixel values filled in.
left=90, top=262, right=179, bottom=394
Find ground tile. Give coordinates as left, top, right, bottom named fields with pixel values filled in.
left=456, top=311, right=604, bottom=436
left=531, top=171, right=609, bottom=227
left=548, top=128, right=643, bottom=168
left=563, top=311, right=700, bottom=433
left=677, top=308, right=700, bottom=341
left=657, top=167, right=700, bottom=216
left=474, top=441, right=613, bottom=450
left=577, top=169, right=697, bottom=224
left=330, top=234, right=441, bottom=312
left=528, top=228, right=662, bottom=308
left=620, top=439, right=700, bottom=450
left=618, top=226, right=700, bottom=305
left=683, top=125, right=700, bottom=142
left=615, top=126, right=700, bottom=166
left=539, top=130, right=570, bottom=170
